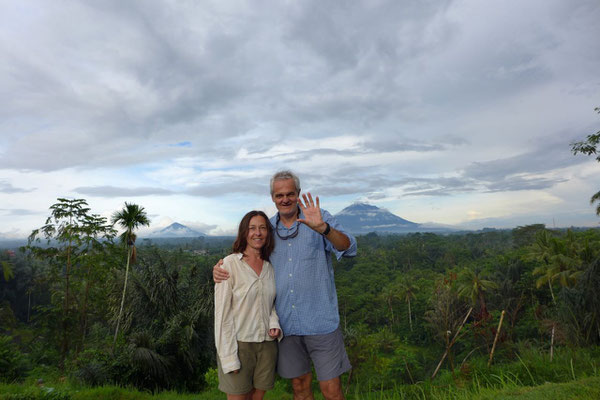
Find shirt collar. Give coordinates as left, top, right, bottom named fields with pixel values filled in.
left=276, top=206, right=303, bottom=230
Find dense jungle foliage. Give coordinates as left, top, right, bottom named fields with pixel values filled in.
left=1, top=200, right=600, bottom=398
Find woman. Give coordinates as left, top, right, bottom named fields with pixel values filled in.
left=214, top=210, right=282, bottom=400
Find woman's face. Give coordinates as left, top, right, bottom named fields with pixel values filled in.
left=246, top=215, right=268, bottom=251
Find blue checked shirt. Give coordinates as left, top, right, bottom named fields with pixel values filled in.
left=269, top=208, right=357, bottom=336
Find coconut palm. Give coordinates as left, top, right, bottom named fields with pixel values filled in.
left=456, top=268, right=498, bottom=319
left=1, top=260, right=14, bottom=282
left=527, top=230, right=582, bottom=304
left=112, top=202, right=150, bottom=344
left=396, top=279, right=419, bottom=331
left=526, top=230, right=558, bottom=302
left=379, top=286, right=399, bottom=327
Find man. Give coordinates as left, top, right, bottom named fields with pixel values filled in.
left=214, top=170, right=357, bottom=400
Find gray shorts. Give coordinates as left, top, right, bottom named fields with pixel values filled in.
left=277, top=326, right=351, bottom=381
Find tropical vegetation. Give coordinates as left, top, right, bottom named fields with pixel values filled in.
left=1, top=200, right=600, bottom=398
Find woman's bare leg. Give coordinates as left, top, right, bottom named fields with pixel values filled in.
left=250, top=388, right=266, bottom=400
left=227, top=393, right=249, bottom=400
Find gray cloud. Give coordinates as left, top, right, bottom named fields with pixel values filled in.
left=286, top=0, right=454, bottom=71
left=0, top=0, right=488, bottom=171
left=485, top=176, right=568, bottom=192
left=301, top=151, right=577, bottom=198
left=244, top=138, right=450, bottom=166
left=1, top=0, right=598, bottom=173
left=401, top=176, right=478, bottom=196
left=463, top=134, right=586, bottom=182
left=366, top=192, right=387, bottom=200
left=360, top=139, right=445, bottom=153
left=0, top=208, right=42, bottom=216
left=0, top=181, right=34, bottom=193
left=188, top=222, right=219, bottom=234
left=404, top=189, right=459, bottom=197
left=437, top=134, right=470, bottom=146
left=185, top=179, right=270, bottom=197
left=298, top=169, right=475, bottom=198
left=74, top=186, right=175, bottom=197
left=308, top=184, right=371, bottom=197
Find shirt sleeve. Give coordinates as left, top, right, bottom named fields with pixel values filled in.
left=322, top=209, right=358, bottom=260
left=269, top=304, right=283, bottom=340
left=214, top=265, right=240, bottom=374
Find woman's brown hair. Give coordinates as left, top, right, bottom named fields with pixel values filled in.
left=232, top=211, right=274, bottom=261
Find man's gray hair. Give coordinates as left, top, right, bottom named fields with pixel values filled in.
left=270, top=170, right=301, bottom=195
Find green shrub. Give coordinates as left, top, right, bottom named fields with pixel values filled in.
left=26, top=341, right=59, bottom=368
left=70, top=348, right=112, bottom=387
left=73, top=362, right=108, bottom=387
left=203, top=368, right=218, bottom=389
left=0, top=336, right=30, bottom=383
left=23, top=367, right=61, bottom=387
left=0, top=386, right=70, bottom=400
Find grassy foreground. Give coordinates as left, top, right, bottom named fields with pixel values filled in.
left=474, top=376, right=600, bottom=399
left=1, top=377, right=600, bottom=400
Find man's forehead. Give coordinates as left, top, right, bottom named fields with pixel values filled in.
left=273, top=179, right=298, bottom=193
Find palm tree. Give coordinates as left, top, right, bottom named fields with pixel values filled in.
left=396, top=279, right=419, bottom=331
left=112, top=202, right=150, bottom=344
left=456, top=268, right=498, bottom=320
left=1, top=260, right=14, bottom=282
left=526, top=230, right=557, bottom=302
left=379, top=286, right=399, bottom=328
left=527, top=230, right=581, bottom=304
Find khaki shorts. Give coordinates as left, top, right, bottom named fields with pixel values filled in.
left=217, top=340, right=278, bottom=395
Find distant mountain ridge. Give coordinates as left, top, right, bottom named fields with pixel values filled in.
left=335, top=203, right=455, bottom=234
left=149, top=223, right=203, bottom=238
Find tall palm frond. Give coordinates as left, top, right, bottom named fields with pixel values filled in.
left=456, top=268, right=497, bottom=319
left=396, top=279, right=419, bottom=331
left=112, top=202, right=150, bottom=345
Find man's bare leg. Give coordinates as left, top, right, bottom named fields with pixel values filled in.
left=319, top=376, right=344, bottom=400
left=291, top=372, right=314, bottom=400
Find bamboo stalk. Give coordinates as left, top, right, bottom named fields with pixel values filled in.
left=403, top=357, right=415, bottom=384
left=550, top=323, right=555, bottom=362
left=488, top=310, right=506, bottom=367
left=431, top=307, right=473, bottom=379
left=345, top=368, right=352, bottom=395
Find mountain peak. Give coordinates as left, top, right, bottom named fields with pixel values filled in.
left=151, top=223, right=203, bottom=238
left=165, top=222, right=187, bottom=230
left=335, top=203, right=419, bottom=234
left=339, top=202, right=380, bottom=213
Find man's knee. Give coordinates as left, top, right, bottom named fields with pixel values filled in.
left=291, top=373, right=313, bottom=397
left=319, top=377, right=344, bottom=400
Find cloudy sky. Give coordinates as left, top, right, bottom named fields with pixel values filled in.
left=1, top=0, right=599, bottom=238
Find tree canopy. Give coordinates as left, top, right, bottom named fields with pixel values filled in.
left=571, top=107, right=600, bottom=214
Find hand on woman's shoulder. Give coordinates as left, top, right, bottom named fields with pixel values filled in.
left=221, top=253, right=240, bottom=271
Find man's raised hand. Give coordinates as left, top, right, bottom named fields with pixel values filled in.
left=297, top=192, right=327, bottom=234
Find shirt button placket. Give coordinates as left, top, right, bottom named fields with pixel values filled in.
left=286, top=235, right=298, bottom=332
